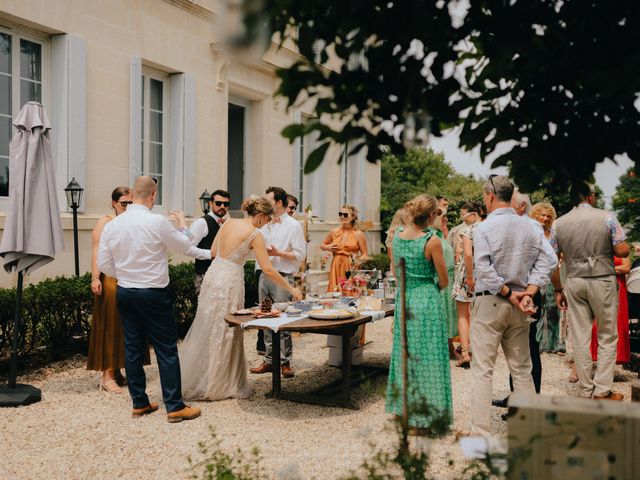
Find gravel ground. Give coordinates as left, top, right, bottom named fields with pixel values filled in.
left=0, top=317, right=634, bottom=480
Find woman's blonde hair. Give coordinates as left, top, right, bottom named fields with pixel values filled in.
left=341, top=204, right=359, bottom=228
left=386, top=208, right=411, bottom=247
left=530, top=202, right=557, bottom=224
left=242, top=195, right=273, bottom=217
left=405, top=194, right=438, bottom=227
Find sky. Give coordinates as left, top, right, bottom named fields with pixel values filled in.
left=429, top=128, right=634, bottom=208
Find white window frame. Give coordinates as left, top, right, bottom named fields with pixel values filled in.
left=0, top=22, right=50, bottom=204
left=340, top=144, right=349, bottom=206
left=141, top=66, right=169, bottom=209
left=292, top=111, right=304, bottom=212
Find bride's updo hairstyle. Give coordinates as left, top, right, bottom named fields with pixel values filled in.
left=405, top=194, right=439, bottom=227
left=242, top=195, right=274, bottom=218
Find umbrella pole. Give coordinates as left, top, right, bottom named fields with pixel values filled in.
left=0, top=271, right=41, bottom=406
left=8, top=271, right=23, bottom=388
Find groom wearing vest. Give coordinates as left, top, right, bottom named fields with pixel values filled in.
left=189, top=189, right=230, bottom=294
left=551, top=181, right=630, bottom=401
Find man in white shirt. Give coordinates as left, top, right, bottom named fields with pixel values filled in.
left=98, top=176, right=211, bottom=423
left=189, top=189, right=230, bottom=294
left=250, top=186, right=305, bottom=378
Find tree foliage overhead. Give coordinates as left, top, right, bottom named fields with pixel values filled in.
left=242, top=1, right=640, bottom=193
left=613, top=168, right=640, bottom=241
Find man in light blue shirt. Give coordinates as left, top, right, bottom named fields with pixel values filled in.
left=470, top=175, right=557, bottom=437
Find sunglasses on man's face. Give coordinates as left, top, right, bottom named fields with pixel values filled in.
left=213, top=201, right=230, bottom=207
left=118, top=201, right=133, bottom=207
left=338, top=212, right=349, bottom=218
left=287, top=204, right=297, bottom=211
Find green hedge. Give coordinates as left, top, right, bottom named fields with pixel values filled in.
left=0, top=262, right=260, bottom=369
left=358, top=253, right=391, bottom=273
left=0, top=274, right=93, bottom=363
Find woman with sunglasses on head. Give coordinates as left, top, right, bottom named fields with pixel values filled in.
left=322, top=204, right=369, bottom=292
left=87, top=186, right=150, bottom=393
left=451, top=201, right=482, bottom=368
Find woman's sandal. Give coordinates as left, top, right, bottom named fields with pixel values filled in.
left=455, top=346, right=471, bottom=369
left=408, top=426, right=433, bottom=437
left=99, top=379, right=123, bottom=394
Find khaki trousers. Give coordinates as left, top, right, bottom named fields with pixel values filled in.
left=470, top=295, right=534, bottom=437
left=565, top=275, right=618, bottom=397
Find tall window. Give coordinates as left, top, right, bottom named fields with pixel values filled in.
left=293, top=114, right=322, bottom=213
left=141, top=71, right=167, bottom=205
left=0, top=30, right=45, bottom=197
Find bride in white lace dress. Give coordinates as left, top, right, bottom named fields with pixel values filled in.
left=180, top=196, right=302, bottom=401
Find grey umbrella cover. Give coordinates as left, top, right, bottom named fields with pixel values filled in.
left=0, top=102, right=65, bottom=274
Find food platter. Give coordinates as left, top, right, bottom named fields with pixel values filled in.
left=232, top=308, right=257, bottom=315
left=308, top=308, right=357, bottom=320
left=253, top=309, right=281, bottom=318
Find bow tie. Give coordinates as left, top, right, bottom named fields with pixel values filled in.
left=217, top=218, right=225, bottom=225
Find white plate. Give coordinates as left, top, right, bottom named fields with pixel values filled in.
left=232, top=308, right=256, bottom=315
left=308, top=309, right=357, bottom=320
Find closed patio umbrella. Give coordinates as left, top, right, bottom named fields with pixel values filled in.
left=0, top=101, right=64, bottom=406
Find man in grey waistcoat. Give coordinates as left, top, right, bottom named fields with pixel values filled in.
left=551, top=182, right=630, bottom=400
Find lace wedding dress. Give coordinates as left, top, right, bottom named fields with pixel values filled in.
left=180, top=230, right=259, bottom=400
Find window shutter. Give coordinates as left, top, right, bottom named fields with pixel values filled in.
left=183, top=74, right=196, bottom=216
left=130, top=57, right=142, bottom=186
left=168, top=73, right=196, bottom=216
left=51, top=34, right=86, bottom=212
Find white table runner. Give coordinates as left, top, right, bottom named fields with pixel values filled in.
left=241, top=313, right=309, bottom=332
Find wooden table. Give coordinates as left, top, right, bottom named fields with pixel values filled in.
left=225, top=307, right=394, bottom=409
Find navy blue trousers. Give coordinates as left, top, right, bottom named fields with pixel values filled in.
left=116, top=286, right=185, bottom=413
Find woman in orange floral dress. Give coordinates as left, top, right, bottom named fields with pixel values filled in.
left=321, top=205, right=369, bottom=293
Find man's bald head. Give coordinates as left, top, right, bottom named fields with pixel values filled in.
left=511, top=189, right=532, bottom=216
left=132, top=176, right=157, bottom=203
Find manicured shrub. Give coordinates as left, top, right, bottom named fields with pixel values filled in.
left=358, top=253, right=391, bottom=273
left=0, top=262, right=262, bottom=370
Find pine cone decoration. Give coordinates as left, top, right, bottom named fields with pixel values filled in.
left=261, top=296, right=273, bottom=313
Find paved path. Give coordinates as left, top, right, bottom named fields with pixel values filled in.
left=0, top=318, right=634, bottom=479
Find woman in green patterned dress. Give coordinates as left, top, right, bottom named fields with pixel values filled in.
left=434, top=212, right=458, bottom=349
left=386, top=194, right=453, bottom=434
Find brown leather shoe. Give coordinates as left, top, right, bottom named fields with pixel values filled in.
left=132, top=402, right=159, bottom=418
left=281, top=364, right=295, bottom=378
left=250, top=362, right=272, bottom=374
left=167, top=405, right=201, bottom=423
left=593, top=391, right=624, bottom=401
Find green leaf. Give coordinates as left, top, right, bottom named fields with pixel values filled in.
left=281, top=123, right=305, bottom=142
left=304, top=142, right=330, bottom=173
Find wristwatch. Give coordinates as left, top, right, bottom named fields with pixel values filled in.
left=554, top=287, right=564, bottom=294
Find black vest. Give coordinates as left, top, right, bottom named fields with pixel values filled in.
left=194, top=215, right=220, bottom=275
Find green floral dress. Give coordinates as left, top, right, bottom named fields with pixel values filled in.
left=435, top=229, right=458, bottom=338
left=386, top=228, right=453, bottom=428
